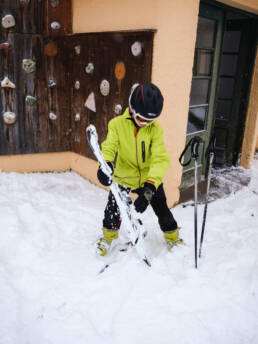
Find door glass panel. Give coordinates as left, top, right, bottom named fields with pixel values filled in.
left=218, top=77, right=235, bottom=98
left=222, top=30, right=241, bottom=52
left=220, top=54, right=238, bottom=76
left=187, top=106, right=207, bottom=133
left=196, top=17, right=216, bottom=48
left=193, top=50, right=213, bottom=76
left=216, top=100, right=232, bottom=120
left=190, top=79, right=210, bottom=105
left=215, top=128, right=227, bottom=147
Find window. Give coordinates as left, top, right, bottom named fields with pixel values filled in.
left=187, top=17, right=217, bottom=134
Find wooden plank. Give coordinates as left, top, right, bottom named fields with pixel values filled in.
left=68, top=31, right=154, bottom=160
left=1, top=33, right=72, bottom=156
left=0, top=32, right=20, bottom=155
left=0, top=0, right=45, bottom=34
left=46, top=0, right=72, bottom=37
left=41, top=37, right=71, bottom=152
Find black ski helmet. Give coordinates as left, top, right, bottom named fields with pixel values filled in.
left=129, top=83, right=164, bottom=120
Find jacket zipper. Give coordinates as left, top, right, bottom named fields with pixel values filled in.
left=134, top=128, right=141, bottom=188
left=141, top=141, right=145, bottom=163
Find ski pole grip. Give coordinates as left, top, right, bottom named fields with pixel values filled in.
left=179, top=138, right=193, bottom=166
left=210, top=134, right=216, bottom=154
left=191, top=136, right=203, bottom=160
left=205, top=133, right=216, bottom=158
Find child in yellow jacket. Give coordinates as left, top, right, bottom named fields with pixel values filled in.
left=97, top=83, right=182, bottom=255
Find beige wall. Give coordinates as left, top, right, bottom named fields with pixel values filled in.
left=256, top=124, right=258, bottom=150
left=0, top=152, right=72, bottom=173
left=216, top=0, right=258, bottom=14
left=241, top=47, right=258, bottom=168
left=73, top=0, right=200, bottom=206
left=0, top=151, right=114, bottom=192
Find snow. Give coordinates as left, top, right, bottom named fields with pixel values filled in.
left=0, top=156, right=258, bottom=344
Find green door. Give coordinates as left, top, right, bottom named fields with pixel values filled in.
left=181, top=4, right=224, bottom=186
left=213, top=16, right=258, bottom=166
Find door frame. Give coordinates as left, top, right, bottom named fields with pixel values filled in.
left=181, top=0, right=258, bottom=189
left=181, top=3, right=224, bottom=187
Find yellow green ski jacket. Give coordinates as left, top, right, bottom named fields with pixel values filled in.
left=101, top=108, right=170, bottom=190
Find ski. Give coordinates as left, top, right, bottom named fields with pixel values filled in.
left=97, top=241, right=134, bottom=274
left=86, top=124, right=151, bottom=272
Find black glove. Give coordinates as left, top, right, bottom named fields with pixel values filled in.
left=134, top=182, right=156, bottom=213
left=97, top=162, right=113, bottom=186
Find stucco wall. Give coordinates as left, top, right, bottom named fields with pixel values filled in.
left=241, top=47, right=258, bottom=168
left=0, top=152, right=71, bottom=173
left=216, top=0, right=258, bottom=14
left=72, top=0, right=200, bottom=206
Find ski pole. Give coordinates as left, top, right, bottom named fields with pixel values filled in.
left=199, top=134, right=216, bottom=258
left=179, top=136, right=203, bottom=269
left=191, top=137, right=202, bottom=268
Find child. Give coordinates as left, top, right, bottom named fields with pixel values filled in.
left=97, top=82, right=182, bottom=255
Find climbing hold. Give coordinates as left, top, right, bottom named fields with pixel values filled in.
left=49, top=112, right=57, bottom=120
left=44, top=42, right=58, bottom=57
left=115, top=62, right=126, bottom=80
left=74, top=45, right=81, bottom=55
left=1, top=15, right=15, bottom=29
left=74, top=81, right=80, bottom=90
left=0, top=42, right=9, bottom=50
left=51, top=21, right=61, bottom=30
left=100, top=80, right=110, bottom=96
left=22, top=59, right=36, bottom=73
left=85, top=92, right=96, bottom=112
left=114, top=104, right=122, bottom=115
left=25, top=95, right=37, bottom=106
left=1, top=77, right=16, bottom=89
left=50, top=0, right=59, bottom=7
left=48, top=78, right=56, bottom=88
left=85, top=63, right=94, bottom=74
left=75, top=113, right=80, bottom=122
left=3, top=111, right=16, bottom=124
left=131, top=41, right=142, bottom=57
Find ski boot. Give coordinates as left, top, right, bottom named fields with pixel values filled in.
left=164, top=228, right=183, bottom=250
left=97, top=227, right=119, bottom=256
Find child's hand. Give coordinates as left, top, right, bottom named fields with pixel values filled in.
left=134, top=183, right=156, bottom=213
left=97, top=162, right=113, bottom=186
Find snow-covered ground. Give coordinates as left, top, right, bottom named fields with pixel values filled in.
left=0, top=156, right=258, bottom=344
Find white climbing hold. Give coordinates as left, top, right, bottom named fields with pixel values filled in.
left=3, top=111, right=16, bottom=124
left=85, top=92, right=96, bottom=112
left=49, top=112, right=57, bottom=120
left=1, top=15, right=15, bottom=29
left=1, top=77, right=16, bottom=89
left=100, top=80, right=110, bottom=96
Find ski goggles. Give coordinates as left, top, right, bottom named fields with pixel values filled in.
left=133, top=113, right=155, bottom=125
